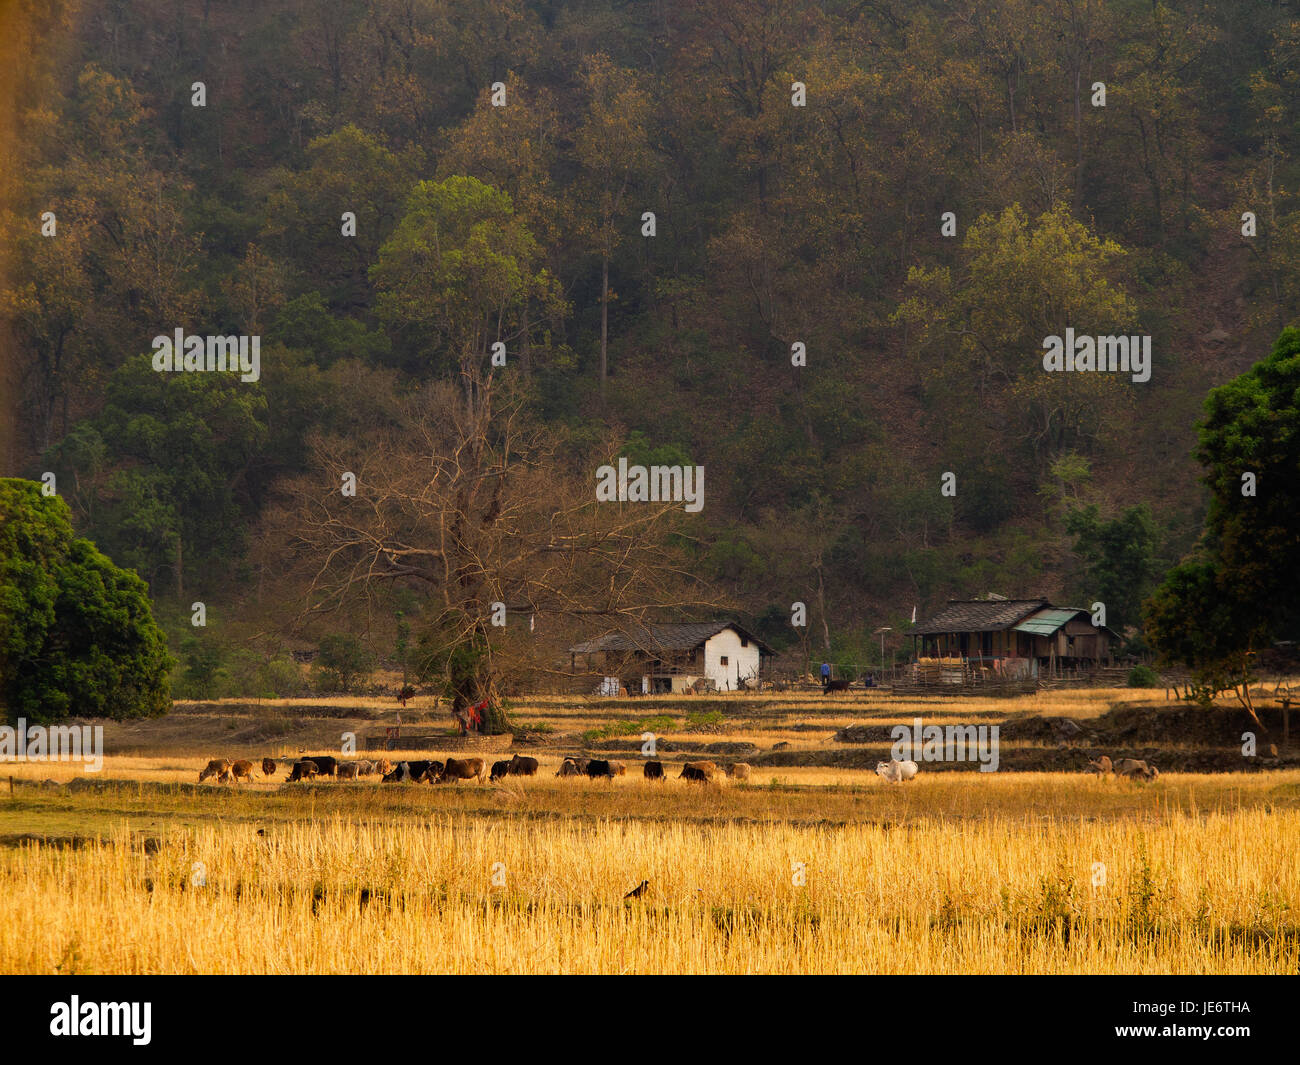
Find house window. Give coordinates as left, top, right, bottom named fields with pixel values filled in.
left=720, top=656, right=729, bottom=666
left=740, top=637, right=748, bottom=646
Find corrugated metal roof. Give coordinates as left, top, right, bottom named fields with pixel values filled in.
left=1012, top=608, right=1081, bottom=636
left=570, top=621, right=774, bottom=656
left=912, top=599, right=1047, bottom=636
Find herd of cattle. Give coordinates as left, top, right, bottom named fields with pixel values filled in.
left=197, top=753, right=752, bottom=785
left=196, top=752, right=1160, bottom=786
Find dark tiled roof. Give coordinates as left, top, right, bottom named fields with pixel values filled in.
left=570, top=621, right=774, bottom=656
left=912, top=599, right=1048, bottom=635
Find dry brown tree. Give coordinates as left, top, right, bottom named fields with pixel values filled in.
left=265, top=369, right=719, bottom=728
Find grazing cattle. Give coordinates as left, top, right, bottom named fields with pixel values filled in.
left=679, top=760, right=719, bottom=783
left=1114, top=758, right=1159, bottom=781
left=727, top=762, right=751, bottom=781
left=1087, top=755, right=1114, bottom=775
left=586, top=759, right=619, bottom=779
left=556, top=758, right=585, bottom=777
left=437, top=757, right=487, bottom=784
left=198, top=759, right=230, bottom=783
left=300, top=755, right=337, bottom=777
left=337, top=762, right=360, bottom=780
left=508, top=755, right=539, bottom=777
left=261, top=758, right=278, bottom=778
left=373, top=759, right=393, bottom=777
left=288, top=759, right=319, bottom=782
left=823, top=679, right=852, bottom=693
left=228, top=759, right=255, bottom=784
left=382, top=759, right=440, bottom=783
left=490, top=759, right=514, bottom=783
left=643, top=760, right=664, bottom=781
left=875, top=759, right=919, bottom=783
left=608, top=760, right=627, bottom=776
left=217, top=769, right=231, bottom=784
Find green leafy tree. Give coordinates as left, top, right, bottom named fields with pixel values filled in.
left=0, top=478, right=172, bottom=724
left=1145, top=327, right=1300, bottom=715
left=1065, top=503, right=1159, bottom=635
left=370, top=175, right=563, bottom=407
left=314, top=634, right=375, bottom=693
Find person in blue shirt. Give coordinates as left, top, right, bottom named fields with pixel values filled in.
left=820, top=661, right=831, bottom=687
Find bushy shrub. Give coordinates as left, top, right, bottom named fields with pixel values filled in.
left=1127, top=665, right=1160, bottom=688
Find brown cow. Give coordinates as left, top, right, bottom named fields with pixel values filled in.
left=643, top=760, right=664, bottom=781
left=337, top=762, right=360, bottom=780
left=679, top=760, right=719, bottom=783
left=727, top=762, right=751, bottom=781
left=1087, top=755, right=1113, bottom=775
left=288, top=759, right=319, bottom=782
left=1114, top=758, right=1159, bottom=781
left=508, top=755, right=539, bottom=777
left=262, top=757, right=278, bottom=778
left=198, top=758, right=230, bottom=783
left=228, top=759, right=255, bottom=784
left=437, top=757, right=487, bottom=784
left=556, top=758, right=584, bottom=777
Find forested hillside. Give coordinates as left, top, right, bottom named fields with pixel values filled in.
left=3, top=0, right=1299, bottom=684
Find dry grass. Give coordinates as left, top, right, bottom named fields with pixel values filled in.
left=2, top=796, right=1296, bottom=974
left=3, top=684, right=1295, bottom=973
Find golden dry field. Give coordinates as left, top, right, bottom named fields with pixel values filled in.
left=3, top=687, right=1298, bottom=974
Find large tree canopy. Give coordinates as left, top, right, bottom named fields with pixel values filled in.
left=0, top=478, right=172, bottom=724
left=1145, top=327, right=1300, bottom=707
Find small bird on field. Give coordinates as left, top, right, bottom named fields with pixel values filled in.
left=624, top=879, right=650, bottom=900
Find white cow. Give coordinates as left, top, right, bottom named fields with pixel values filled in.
left=875, top=759, right=919, bottom=783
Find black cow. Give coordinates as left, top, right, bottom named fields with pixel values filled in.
left=508, top=755, right=539, bottom=777
left=586, top=759, right=618, bottom=779
left=301, top=754, right=338, bottom=776
left=288, top=759, right=319, bottom=782
left=490, top=759, right=513, bottom=783
left=822, top=679, right=851, bottom=694
left=382, top=759, right=441, bottom=783
left=643, top=760, right=664, bottom=781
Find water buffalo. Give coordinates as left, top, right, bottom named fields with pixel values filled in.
left=643, top=760, right=664, bottom=781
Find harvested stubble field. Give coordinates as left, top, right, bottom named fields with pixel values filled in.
left=3, top=687, right=1298, bottom=973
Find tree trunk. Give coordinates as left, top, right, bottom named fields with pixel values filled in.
left=600, top=251, right=609, bottom=403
